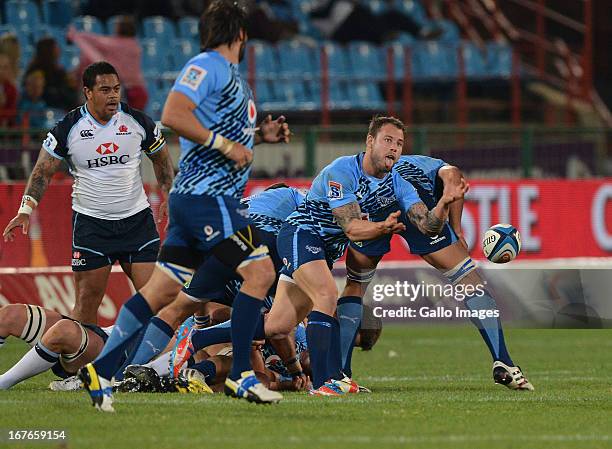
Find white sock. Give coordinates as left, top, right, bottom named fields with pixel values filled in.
left=143, top=351, right=172, bottom=377
left=0, top=342, right=59, bottom=390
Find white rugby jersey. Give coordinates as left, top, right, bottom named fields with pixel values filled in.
left=42, top=102, right=165, bottom=220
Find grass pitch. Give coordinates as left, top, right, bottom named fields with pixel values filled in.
left=1, top=325, right=611, bottom=449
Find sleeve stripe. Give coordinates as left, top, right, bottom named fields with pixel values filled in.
left=42, top=144, right=64, bottom=160
left=146, top=137, right=166, bottom=155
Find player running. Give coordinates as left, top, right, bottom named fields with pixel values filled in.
left=267, top=116, right=468, bottom=394
left=338, top=155, right=534, bottom=391
left=2, top=62, right=173, bottom=325
left=79, top=1, right=291, bottom=411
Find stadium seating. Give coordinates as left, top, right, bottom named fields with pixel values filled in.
left=72, top=15, right=105, bottom=35
left=41, top=0, right=72, bottom=28
left=412, top=41, right=457, bottom=80
left=105, top=15, right=121, bottom=35
left=177, top=16, right=198, bottom=41
left=486, top=42, right=513, bottom=78
left=276, top=40, right=318, bottom=78
left=142, top=16, right=176, bottom=42
left=33, top=25, right=66, bottom=48
left=169, top=38, right=198, bottom=70
left=249, top=40, right=278, bottom=80
left=60, top=45, right=80, bottom=71
left=347, top=41, right=384, bottom=81
left=320, top=42, right=351, bottom=78
left=4, top=0, right=40, bottom=28
left=140, top=38, right=170, bottom=75
left=461, top=42, right=487, bottom=78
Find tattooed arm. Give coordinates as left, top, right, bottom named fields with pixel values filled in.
left=437, top=165, right=469, bottom=248
left=149, top=147, right=174, bottom=223
left=332, top=202, right=405, bottom=241
left=3, top=148, right=62, bottom=240
left=407, top=175, right=469, bottom=237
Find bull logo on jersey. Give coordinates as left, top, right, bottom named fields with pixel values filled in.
left=96, top=142, right=119, bottom=155
left=327, top=181, right=343, bottom=200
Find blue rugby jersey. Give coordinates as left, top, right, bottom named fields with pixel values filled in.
left=170, top=50, right=258, bottom=198
left=393, top=155, right=447, bottom=208
left=286, top=153, right=421, bottom=262
left=243, top=187, right=306, bottom=234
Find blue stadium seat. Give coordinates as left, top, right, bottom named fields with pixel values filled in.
left=4, top=0, right=40, bottom=28
left=19, top=44, right=33, bottom=71
left=177, top=16, right=198, bottom=40
left=72, top=16, right=105, bottom=34
left=347, top=41, right=384, bottom=81
left=142, top=16, right=176, bottom=42
left=60, top=45, right=80, bottom=71
left=413, top=42, right=457, bottom=80
left=321, top=42, right=351, bottom=78
left=277, top=40, right=318, bottom=78
left=33, top=25, right=66, bottom=49
left=249, top=40, right=278, bottom=80
left=145, top=84, right=167, bottom=121
left=394, top=0, right=428, bottom=26
left=347, top=81, right=386, bottom=110
left=308, top=79, right=350, bottom=110
left=0, top=24, right=31, bottom=49
left=140, top=38, right=170, bottom=75
left=106, top=15, right=122, bottom=35
left=365, top=0, right=388, bottom=15
left=279, top=80, right=316, bottom=111
left=486, top=42, right=513, bottom=78
left=436, top=19, right=460, bottom=42
left=461, top=42, right=486, bottom=78
left=169, top=38, right=198, bottom=70
left=42, top=0, right=72, bottom=28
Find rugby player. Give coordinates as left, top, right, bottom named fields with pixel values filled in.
left=267, top=116, right=468, bottom=394
left=80, top=1, right=291, bottom=411
left=2, top=62, right=173, bottom=325
left=338, top=155, right=534, bottom=390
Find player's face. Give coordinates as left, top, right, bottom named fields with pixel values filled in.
left=367, top=124, right=404, bottom=173
left=85, top=74, right=121, bottom=122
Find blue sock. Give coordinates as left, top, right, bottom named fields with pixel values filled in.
left=464, top=291, right=513, bottom=366
left=93, top=292, right=153, bottom=379
left=229, top=292, right=265, bottom=380
left=117, top=317, right=174, bottom=378
left=337, top=296, right=362, bottom=378
left=327, top=317, right=343, bottom=380
left=191, top=320, right=232, bottom=352
left=194, top=314, right=210, bottom=328
left=191, top=359, right=217, bottom=384
left=114, top=326, right=147, bottom=381
left=306, top=311, right=334, bottom=389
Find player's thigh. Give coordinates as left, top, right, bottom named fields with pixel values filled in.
left=139, top=265, right=187, bottom=312
left=0, top=304, right=65, bottom=343
left=119, top=261, right=155, bottom=291
left=266, top=279, right=312, bottom=337
left=74, top=265, right=112, bottom=300
left=293, top=260, right=338, bottom=312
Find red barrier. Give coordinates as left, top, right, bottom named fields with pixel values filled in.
left=1, top=179, right=611, bottom=268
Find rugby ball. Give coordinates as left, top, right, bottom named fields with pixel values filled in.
left=482, top=224, right=521, bottom=263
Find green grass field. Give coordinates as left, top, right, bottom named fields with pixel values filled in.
left=1, top=325, right=611, bottom=449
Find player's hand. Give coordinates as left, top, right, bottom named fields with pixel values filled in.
left=381, top=210, right=406, bottom=235
left=441, top=178, right=469, bottom=206
left=226, top=142, right=253, bottom=169
left=258, top=115, right=291, bottom=144
left=456, top=233, right=468, bottom=251
left=3, top=214, right=31, bottom=242
left=290, top=372, right=309, bottom=391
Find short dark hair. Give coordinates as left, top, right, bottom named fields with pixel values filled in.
left=199, top=0, right=248, bottom=50
left=367, top=115, right=405, bottom=139
left=82, top=61, right=119, bottom=89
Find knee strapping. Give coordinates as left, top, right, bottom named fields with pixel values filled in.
left=346, top=266, right=376, bottom=284
left=60, top=322, right=89, bottom=363
left=443, top=257, right=476, bottom=284
left=20, top=305, right=47, bottom=346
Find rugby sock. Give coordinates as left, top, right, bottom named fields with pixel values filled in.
left=229, top=292, right=265, bottom=380
left=191, top=320, right=232, bottom=352
left=306, top=311, right=334, bottom=389
left=128, top=317, right=174, bottom=367
left=93, top=292, right=153, bottom=380
left=191, top=360, right=217, bottom=384
left=143, top=351, right=172, bottom=377
left=337, top=296, right=362, bottom=378
left=327, top=317, right=343, bottom=380
left=194, top=314, right=211, bottom=329
left=464, top=291, right=514, bottom=366
left=0, top=342, right=59, bottom=390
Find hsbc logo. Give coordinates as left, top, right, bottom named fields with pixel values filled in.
left=87, top=154, right=129, bottom=168
left=80, top=129, right=94, bottom=139
left=96, top=142, right=119, bottom=155
left=72, top=251, right=86, bottom=266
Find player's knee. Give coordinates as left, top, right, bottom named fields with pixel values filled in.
left=42, top=320, right=78, bottom=353
left=0, top=304, right=25, bottom=335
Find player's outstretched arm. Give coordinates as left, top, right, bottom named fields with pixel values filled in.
left=3, top=148, right=62, bottom=241
left=148, top=147, right=174, bottom=223
left=254, top=115, right=291, bottom=145
left=438, top=165, right=469, bottom=248
left=161, top=91, right=252, bottom=168
left=333, top=202, right=406, bottom=241
left=407, top=178, right=469, bottom=237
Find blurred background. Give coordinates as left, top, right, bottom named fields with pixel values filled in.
left=0, top=0, right=610, bottom=325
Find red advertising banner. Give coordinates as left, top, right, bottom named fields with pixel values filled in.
left=1, top=179, right=611, bottom=268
